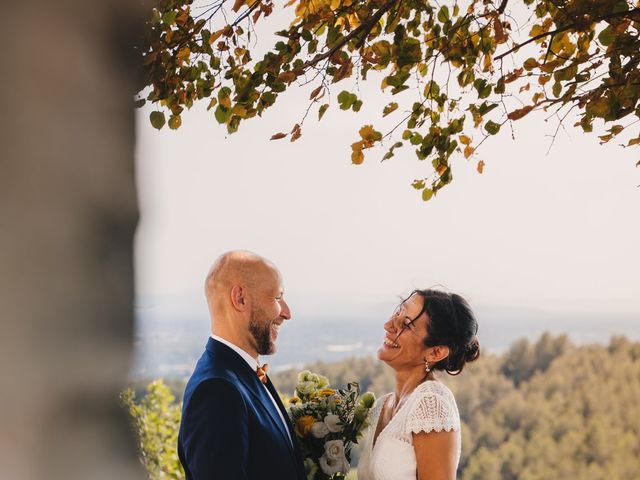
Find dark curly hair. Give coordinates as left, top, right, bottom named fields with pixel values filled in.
left=406, top=289, right=480, bottom=375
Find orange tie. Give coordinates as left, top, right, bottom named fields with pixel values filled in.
left=256, top=363, right=269, bottom=384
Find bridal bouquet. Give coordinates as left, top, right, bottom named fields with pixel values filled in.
left=287, top=370, right=375, bottom=480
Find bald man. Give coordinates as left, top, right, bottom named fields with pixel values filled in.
left=178, top=251, right=305, bottom=480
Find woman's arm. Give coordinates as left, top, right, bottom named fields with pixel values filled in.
left=413, top=430, right=459, bottom=480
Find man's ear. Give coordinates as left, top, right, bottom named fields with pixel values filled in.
left=230, top=285, right=248, bottom=312
left=427, top=345, right=450, bottom=365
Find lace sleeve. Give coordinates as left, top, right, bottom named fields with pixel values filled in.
left=404, top=383, right=461, bottom=435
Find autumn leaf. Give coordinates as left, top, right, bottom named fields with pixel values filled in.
left=507, top=105, right=534, bottom=121
left=464, top=145, right=475, bottom=159
left=351, top=148, right=365, bottom=165
left=309, top=85, right=323, bottom=100
left=232, top=0, right=245, bottom=12
left=383, top=102, right=398, bottom=117
left=477, top=160, right=485, bottom=174
left=270, top=132, right=287, bottom=140
left=459, top=135, right=471, bottom=146
left=493, top=16, right=508, bottom=44
left=290, top=124, right=302, bottom=142
left=208, top=29, right=224, bottom=45
left=168, top=115, right=182, bottom=130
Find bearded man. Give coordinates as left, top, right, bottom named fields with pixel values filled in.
left=178, top=251, right=305, bottom=480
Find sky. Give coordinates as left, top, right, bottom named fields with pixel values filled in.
left=134, top=5, right=639, bottom=325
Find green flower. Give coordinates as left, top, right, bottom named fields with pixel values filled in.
left=360, top=391, right=376, bottom=409
left=304, top=458, right=318, bottom=480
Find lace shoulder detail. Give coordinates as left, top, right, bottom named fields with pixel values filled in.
left=404, top=381, right=460, bottom=435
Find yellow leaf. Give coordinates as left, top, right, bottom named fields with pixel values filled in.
left=359, top=125, right=376, bottom=142
left=219, top=95, right=231, bottom=110
left=627, top=138, right=640, bottom=146
left=459, top=135, right=471, bottom=146
left=330, top=0, right=340, bottom=10
left=209, top=29, right=224, bottom=45
left=233, top=105, right=247, bottom=116
left=177, top=47, right=191, bottom=62
left=538, top=75, right=551, bottom=85
left=351, top=149, right=364, bottom=164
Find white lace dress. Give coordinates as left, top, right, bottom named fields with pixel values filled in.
left=357, top=381, right=461, bottom=480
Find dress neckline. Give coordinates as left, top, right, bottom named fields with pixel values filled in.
left=371, top=380, right=444, bottom=450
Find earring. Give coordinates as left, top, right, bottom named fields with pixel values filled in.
left=424, top=359, right=431, bottom=373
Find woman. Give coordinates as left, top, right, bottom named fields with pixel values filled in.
left=358, top=289, right=480, bottom=480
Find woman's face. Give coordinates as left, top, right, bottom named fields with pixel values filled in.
left=377, top=293, right=430, bottom=369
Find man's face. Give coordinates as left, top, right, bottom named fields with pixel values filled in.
left=247, top=268, right=291, bottom=356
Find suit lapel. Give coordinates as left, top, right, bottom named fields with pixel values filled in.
left=207, top=339, right=294, bottom=455
left=265, top=377, right=306, bottom=480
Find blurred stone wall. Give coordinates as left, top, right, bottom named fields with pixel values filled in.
left=0, top=1, right=145, bottom=479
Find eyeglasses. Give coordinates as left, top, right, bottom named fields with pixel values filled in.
left=391, top=304, right=420, bottom=342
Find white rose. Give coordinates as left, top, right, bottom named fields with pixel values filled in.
left=318, top=454, right=349, bottom=477
left=324, top=414, right=342, bottom=433
left=310, top=421, right=330, bottom=438
left=324, top=439, right=346, bottom=461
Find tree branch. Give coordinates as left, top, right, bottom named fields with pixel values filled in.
left=495, top=8, right=640, bottom=61
left=302, top=0, right=400, bottom=69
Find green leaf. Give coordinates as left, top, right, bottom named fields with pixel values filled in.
left=162, top=11, right=177, bottom=26
left=214, top=105, right=231, bottom=124
left=552, top=82, right=562, bottom=98
left=523, top=58, right=538, bottom=71
left=485, top=120, right=501, bottom=135
left=383, top=102, right=398, bottom=117
left=422, top=188, right=434, bottom=201
left=318, top=104, right=329, bottom=120
left=338, top=90, right=356, bottom=110
left=437, top=6, right=449, bottom=23
left=150, top=111, right=165, bottom=130
left=598, top=26, right=614, bottom=46
left=168, top=115, right=182, bottom=130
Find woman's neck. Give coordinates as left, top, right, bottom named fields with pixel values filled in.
left=394, top=366, right=432, bottom=401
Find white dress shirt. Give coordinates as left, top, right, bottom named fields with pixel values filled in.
left=211, top=335, right=293, bottom=445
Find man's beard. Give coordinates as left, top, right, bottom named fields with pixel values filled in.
left=249, top=306, right=276, bottom=355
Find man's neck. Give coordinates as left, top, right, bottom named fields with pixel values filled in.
left=211, top=330, right=259, bottom=360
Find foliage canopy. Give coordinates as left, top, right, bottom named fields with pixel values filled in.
left=137, top=0, right=640, bottom=199
left=124, top=335, right=640, bottom=479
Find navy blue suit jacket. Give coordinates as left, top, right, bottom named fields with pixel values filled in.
left=178, top=338, right=306, bottom=480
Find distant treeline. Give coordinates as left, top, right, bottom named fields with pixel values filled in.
left=271, top=333, right=640, bottom=480
left=126, top=334, right=640, bottom=480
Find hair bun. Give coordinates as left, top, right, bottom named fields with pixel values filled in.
left=464, top=337, right=480, bottom=363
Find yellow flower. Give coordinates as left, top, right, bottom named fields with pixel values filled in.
left=289, top=396, right=301, bottom=404
left=295, top=415, right=316, bottom=438
left=319, top=388, right=335, bottom=397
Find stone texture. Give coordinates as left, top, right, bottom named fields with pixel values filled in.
left=0, top=1, right=146, bottom=478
